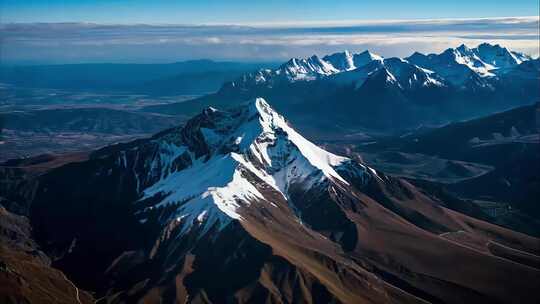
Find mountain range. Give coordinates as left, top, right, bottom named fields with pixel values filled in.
left=0, top=108, right=184, bottom=161
left=2, top=108, right=180, bottom=134
left=0, top=60, right=276, bottom=95
left=2, top=98, right=538, bottom=303
left=145, top=43, right=539, bottom=137
left=327, top=102, right=540, bottom=237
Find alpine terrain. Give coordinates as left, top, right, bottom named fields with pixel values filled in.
left=145, top=43, right=540, bottom=138
left=6, top=98, right=538, bottom=303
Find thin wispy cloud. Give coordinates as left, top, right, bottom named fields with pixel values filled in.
left=1, top=17, right=538, bottom=64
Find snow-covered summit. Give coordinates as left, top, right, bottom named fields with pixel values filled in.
left=225, top=50, right=384, bottom=88
left=352, top=50, right=384, bottom=68
left=323, top=50, right=356, bottom=71
left=327, top=57, right=445, bottom=90
left=406, top=43, right=531, bottom=86
left=475, top=43, right=530, bottom=68
left=222, top=43, right=534, bottom=93
left=138, top=98, right=370, bottom=236
left=381, top=58, right=445, bottom=89
left=278, top=55, right=340, bottom=81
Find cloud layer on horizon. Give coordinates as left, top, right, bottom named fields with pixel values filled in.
left=1, top=17, right=538, bottom=64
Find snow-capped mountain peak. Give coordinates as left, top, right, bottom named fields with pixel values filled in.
left=406, top=43, right=533, bottom=86
left=323, top=50, right=356, bottom=71
left=475, top=42, right=529, bottom=68
left=456, top=43, right=471, bottom=53
left=222, top=43, right=534, bottom=93
left=225, top=50, right=384, bottom=88
left=444, top=46, right=495, bottom=76
left=139, top=98, right=365, bottom=236
left=353, top=50, right=384, bottom=67
left=278, top=55, right=339, bottom=81
left=382, top=57, right=445, bottom=88
left=365, top=67, right=400, bottom=88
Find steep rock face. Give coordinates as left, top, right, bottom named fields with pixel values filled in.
left=29, top=98, right=540, bottom=303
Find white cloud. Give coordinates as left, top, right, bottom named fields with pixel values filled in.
left=1, top=16, right=538, bottom=63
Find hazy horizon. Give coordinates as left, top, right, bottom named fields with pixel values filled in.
left=1, top=16, right=539, bottom=65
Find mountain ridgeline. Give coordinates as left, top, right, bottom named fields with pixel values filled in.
left=144, top=43, right=540, bottom=137
left=341, top=102, right=540, bottom=236
left=0, top=60, right=277, bottom=95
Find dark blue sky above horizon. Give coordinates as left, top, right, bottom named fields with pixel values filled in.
left=2, top=0, right=538, bottom=24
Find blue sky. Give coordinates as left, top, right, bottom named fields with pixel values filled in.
left=2, top=0, right=539, bottom=24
